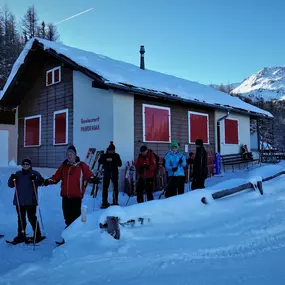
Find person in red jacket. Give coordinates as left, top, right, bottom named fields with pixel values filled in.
left=135, top=146, right=157, bottom=203
left=43, top=145, right=96, bottom=229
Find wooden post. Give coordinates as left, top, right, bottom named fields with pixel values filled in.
left=200, top=171, right=285, bottom=205
left=106, top=216, right=120, bottom=240
left=212, top=183, right=252, bottom=200
left=257, top=181, right=263, bottom=195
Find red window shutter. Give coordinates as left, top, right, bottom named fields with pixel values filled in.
left=190, top=113, right=208, bottom=143
left=47, top=71, right=53, bottom=85
left=225, top=119, right=238, bottom=144
left=55, top=112, right=67, bottom=144
left=25, top=118, right=40, bottom=146
left=54, top=68, right=60, bottom=83
left=144, top=107, right=170, bottom=142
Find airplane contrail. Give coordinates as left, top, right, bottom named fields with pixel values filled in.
left=55, top=8, right=94, bottom=25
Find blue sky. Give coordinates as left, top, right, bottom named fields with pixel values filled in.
left=2, top=0, right=285, bottom=85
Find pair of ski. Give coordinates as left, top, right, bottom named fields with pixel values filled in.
left=6, top=236, right=46, bottom=245
left=99, top=217, right=150, bottom=240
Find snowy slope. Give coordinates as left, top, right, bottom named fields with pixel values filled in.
left=232, top=66, right=285, bottom=101
left=0, top=38, right=272, bottom=117
left=1, top=163, right=285, bottom=284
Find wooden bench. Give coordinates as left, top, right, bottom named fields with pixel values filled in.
left=221, top=153, right=260, bottom=172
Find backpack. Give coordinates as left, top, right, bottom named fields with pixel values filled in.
left=148, top=149, right=165, bottom=169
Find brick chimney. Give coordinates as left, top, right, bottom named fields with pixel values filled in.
left=140, top=45, right=145, bottom=70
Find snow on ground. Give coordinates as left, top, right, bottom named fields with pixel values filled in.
left=1, top=162, right=285, bottom=284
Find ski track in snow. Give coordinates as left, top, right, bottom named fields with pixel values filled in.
left=1, top=163, right=285, bottom=284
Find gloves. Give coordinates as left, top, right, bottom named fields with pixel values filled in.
left=178, top=157, right=183, bottom=164
left=137, top=166, right=144, bottom=175
left=91, top=176, right=101, bottom=184
left=38, top=176, right=45, bottom=186
left=30, top=174, right=37, bottom=181
left=10, top=174, right=16, bottom=180
left=144, top=164, right=150, bottom=170
left=172, top=166, right=178, bottom=172
left=42, top=179, right=50, bottom=186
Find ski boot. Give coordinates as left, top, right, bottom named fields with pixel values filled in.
left=6, top=233, right=26, bottom=245
left=100, top=202, right=110, bottom=209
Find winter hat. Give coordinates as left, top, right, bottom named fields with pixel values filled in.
left=140, top=145, right=148, bottom=153
left=195, top=139, right=204, bottom=146
left=170, top=140, right=179, bottom=149
left=67, top=145, right=77, bottom=156
left=107, top=141, right=115, bottom=151
left=22, top=158, right=32, bottom=165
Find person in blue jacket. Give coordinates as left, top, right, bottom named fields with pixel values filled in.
left=164, top=141, right=187, bottom=198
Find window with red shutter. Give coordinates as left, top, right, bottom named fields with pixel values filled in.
left=54, top=109, right=68, bottom=145
left=24, top=115, right=41, bottom=147
left=224, top=118, right=239, bottom=144
left=189, top=112, right=209, bottom=144
left=54, top=68, right=60, bottom=83
left=46, top=66, right=61, bottom=86
left=143, top=104, right=171, bottom=142
left=47, top=71, right=53, bottom=86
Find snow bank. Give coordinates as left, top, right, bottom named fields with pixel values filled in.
left=2, top=164, right=285, bottom=284
left=247, top=164, right=285, bottom=180
left=0, top=38, right=272, bottom=118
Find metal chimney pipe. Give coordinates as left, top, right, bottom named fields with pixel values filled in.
left=140, top=45, right=145, bottom=70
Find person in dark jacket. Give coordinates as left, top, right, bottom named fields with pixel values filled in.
left=8, top=158, right=45, bottom=244
left=135, top=146, right=157, bottom=203
left=99, top=141, right=122, bottom=208
left=191, top=139, right=208, bottom=190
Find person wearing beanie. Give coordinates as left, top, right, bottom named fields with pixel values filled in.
left=164, top=140, right=186, bottom=198
left=135, top=145, right=157, bottom=203
left=43, top=145, right=96, bottom=239
left=191, top=138, right=208, bottom=190
left=98, top=141, right=122, bottom=208
left=7, top=158, right=45, bottom=244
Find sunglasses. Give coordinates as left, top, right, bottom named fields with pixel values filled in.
left=22, top=163, right=30, bottom=166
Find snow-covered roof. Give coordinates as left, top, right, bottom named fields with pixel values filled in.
left=0, top=38, right=272, bottom=117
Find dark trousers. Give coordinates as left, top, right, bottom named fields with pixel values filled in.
left=16, top=205, right=41, bottom=237
left=136, top=177, right=154, bottom=203
left=62, top=197, right=82, bottom=228
left=165, top=176, right=185, bottom=198
left=191, top=177, right=206, bottom=190
left=102, top=174, right=119, bottom=204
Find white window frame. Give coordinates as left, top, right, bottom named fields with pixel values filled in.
left=46, top=66, right=61, bottom=87
left=188, top=111, right=210, bottom=144
left=53, top=109, right=68, bottom=145
left=142, top=104, right=171, bottom=143
left=24, top=115, right=41, bottom=147
left=224, top=118, right=239, bottom=145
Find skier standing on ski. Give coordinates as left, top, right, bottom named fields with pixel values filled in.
left=43, top=145, right=96, bottom=229
left=99, top=141, right=122, bottom=208
left=164, top=141, right=186, bottom=198
left=191, top=139, right=208, bottom=190
left=7, top=158, right=45, bottom=244
left=135, top=146, right=157, bottom=203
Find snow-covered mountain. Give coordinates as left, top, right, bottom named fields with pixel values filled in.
left=232, top=66, right=285, bottom=101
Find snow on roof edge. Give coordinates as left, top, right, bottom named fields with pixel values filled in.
left=0, top=38, right=273, bottom=118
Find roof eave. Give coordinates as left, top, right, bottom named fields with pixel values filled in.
left=101, top=82, right=272, bottom=119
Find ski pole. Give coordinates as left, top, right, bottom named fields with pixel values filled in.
left=158, top=166, right=179, bottom=199
left=13, top=179, right=25, bottom=237
left=32, top=180, right=45, bottom=235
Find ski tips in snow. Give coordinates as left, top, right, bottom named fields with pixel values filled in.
left=55, top=239, right=65, bottom=246
left=201, top=197, right=208, bottom=204
left=0, top=234, right=4, bottom=238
